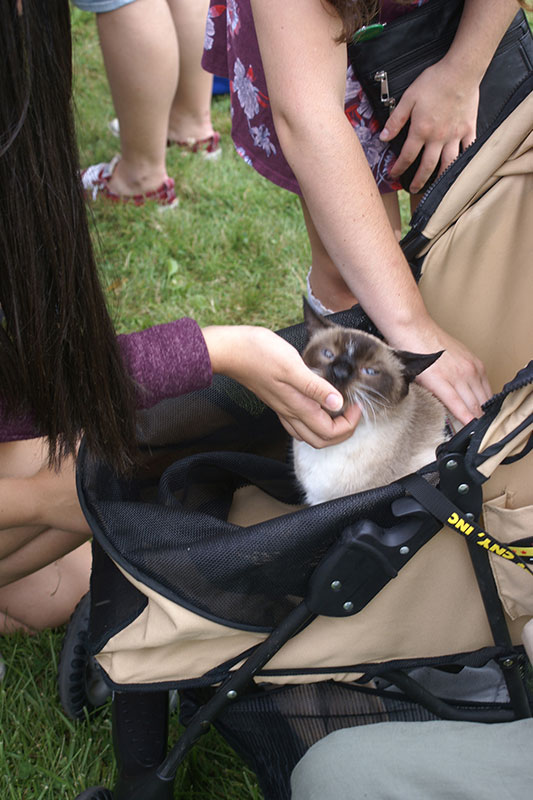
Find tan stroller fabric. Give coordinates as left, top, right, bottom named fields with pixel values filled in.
left=91, top=364, right=533, bottom=688
left=417, top=87, right=533, bottom=628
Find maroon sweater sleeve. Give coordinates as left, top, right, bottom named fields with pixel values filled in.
left=117, top=318, right=212, bottom=408
left=0, top=318, right=212, bottom=442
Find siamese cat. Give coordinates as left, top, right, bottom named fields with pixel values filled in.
left=292, top=300, right=451, bottom=504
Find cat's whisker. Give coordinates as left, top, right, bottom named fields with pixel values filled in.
left=362, top=385, right=390, bottom=404
left=350, top=386, right=388, bottom=420
left=350, top=388, right=379, bottom=425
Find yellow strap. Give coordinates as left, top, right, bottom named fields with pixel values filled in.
left=509, top=545, right=533, bottom=558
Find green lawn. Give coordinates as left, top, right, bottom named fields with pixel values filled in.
left=2, top=7, right=532, bottom=800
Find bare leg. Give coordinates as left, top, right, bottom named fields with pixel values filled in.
left=0, top=542, right=91, bottom=633
left=0, top=440, right=91, bottom=632
left=300, top=198, right=357, bottom=313
left=96, top=0, right=178, bottom=195
left=302, top=189, right=405, bottom=312
left=167, top=0, right=214, bottom=143
left=382, top=191, right=403, bottom=242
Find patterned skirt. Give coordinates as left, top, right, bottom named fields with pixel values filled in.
left=202, top=1, right=426, bottom=195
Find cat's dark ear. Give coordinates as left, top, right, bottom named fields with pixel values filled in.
left=395, top=350, right=444, bottom=383
left=302, top=296, right=334, bottom=337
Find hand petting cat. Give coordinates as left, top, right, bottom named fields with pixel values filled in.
left=202, top=325, right=361, bottom=448
left=383, top=317, right=492, bottom=426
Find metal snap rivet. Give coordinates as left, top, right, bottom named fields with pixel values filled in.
left=331, top=580, right=342, bottom=592
left=227, top=690, right=238, bottom=699
left=399, top=546, right=410, bottom=555
left=343, top=601, right=354, bottom=613
left=445, top=459, right=458, bottom=470
left=457, top=483, right=470, bottom=494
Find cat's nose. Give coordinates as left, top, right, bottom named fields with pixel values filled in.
left=331, top=359, right=352, bottom=383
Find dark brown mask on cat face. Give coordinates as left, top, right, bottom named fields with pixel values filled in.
left=302, top=299, right=443, bottom=419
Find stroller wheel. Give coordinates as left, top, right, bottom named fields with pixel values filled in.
left=74, top=788, right=113, bottom=800
left=58, top=592, right=111, bottom=720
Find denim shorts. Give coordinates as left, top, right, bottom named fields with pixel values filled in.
left=71, top=0, right=137, bottom=12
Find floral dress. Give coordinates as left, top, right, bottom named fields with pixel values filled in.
left=202, top=0, right=427, bottom=195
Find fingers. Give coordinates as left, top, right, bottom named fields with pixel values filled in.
left=301, top=372, right=344, bottom=415
left=379, top=97, right=413, bottom=144
left=408, top=139, right=460, bottom=193
left=417, top=353, right=492, bottom=427
left=388, top=132, right=425, bottom=179
left=279, top=403, right=361, bottom=449
left=461, top=123, right=477, bottom=152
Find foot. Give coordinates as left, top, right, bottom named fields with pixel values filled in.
left=167, top=131, right=221, bottom=160
left=81, top=156, right=178, bottom=208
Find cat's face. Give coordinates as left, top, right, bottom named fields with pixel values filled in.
left=302, top=300, right=443, bottom=420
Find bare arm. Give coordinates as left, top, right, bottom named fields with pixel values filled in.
left=0, top=322, right=360, bottom=536
left=382, top=0, right=520, bottom=191
left=250, top=0, right=491, bottom=424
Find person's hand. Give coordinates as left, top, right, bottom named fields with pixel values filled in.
left=202, top=325, right=361, bottom=448
left=386, top=319, right=492, bottom=425
left=380, top=59, right=479, bottom=193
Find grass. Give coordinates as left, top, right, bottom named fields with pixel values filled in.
left=3, top=7, right=533, bottom=799
left=0, top=632, right=262, bottom=799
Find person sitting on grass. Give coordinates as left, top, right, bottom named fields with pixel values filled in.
left=0, top=0, right=359, bottom=663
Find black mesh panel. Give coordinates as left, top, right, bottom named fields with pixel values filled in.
left=180, top=683, right=437, bottom=800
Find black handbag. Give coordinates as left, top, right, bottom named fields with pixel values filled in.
left=348, top=0, right=533, bottom=193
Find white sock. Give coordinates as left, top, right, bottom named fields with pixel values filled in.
left=306, top=268, right=334, bottom=316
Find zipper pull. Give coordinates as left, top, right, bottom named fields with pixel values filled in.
left=374, top=70, right=396, bottom=110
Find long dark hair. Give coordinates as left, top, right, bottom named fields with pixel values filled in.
left=0, top=0, right=138, bottom=471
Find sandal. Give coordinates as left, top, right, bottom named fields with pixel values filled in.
left=81, top=155, right=178, bottom=209
left=108, top=119, right=221, bottom=159
left=167, top=131, right=221, bottom=160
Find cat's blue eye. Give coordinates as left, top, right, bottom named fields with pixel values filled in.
left=361, top=366, right=379, bottom=376
left=322, top=348, right=334, bottom=360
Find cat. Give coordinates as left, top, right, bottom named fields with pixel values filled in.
left=292, top=300, right=451, bottom=504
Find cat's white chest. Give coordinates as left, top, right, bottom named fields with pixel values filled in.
left=292, top=423, right=385, bottom=505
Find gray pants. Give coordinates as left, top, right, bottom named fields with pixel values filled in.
left=291, top=719, right=533, bottom=799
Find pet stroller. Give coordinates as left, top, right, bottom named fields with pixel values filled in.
left=65, top=73, right=533, bottom=800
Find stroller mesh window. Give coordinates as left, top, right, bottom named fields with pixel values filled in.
left=82, top=424, right=404, bottom=630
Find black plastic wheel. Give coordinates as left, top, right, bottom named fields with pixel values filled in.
left=58, top=592, right=111, bottom=720
left=74, top=787, right=113, bottom=800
